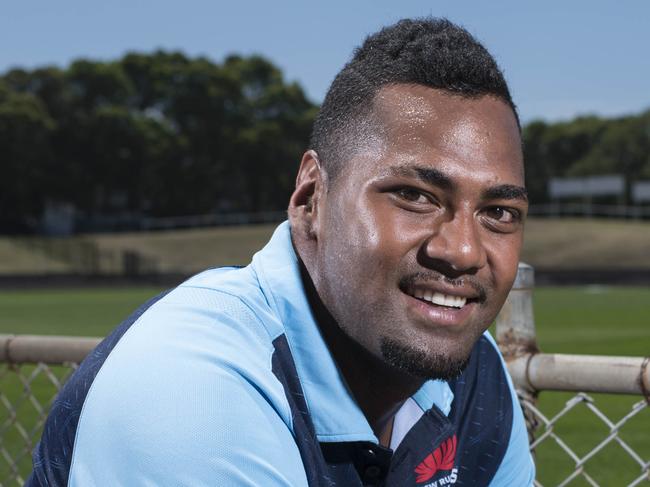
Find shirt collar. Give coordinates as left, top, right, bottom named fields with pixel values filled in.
left=252, top=221, right=454, bottom=443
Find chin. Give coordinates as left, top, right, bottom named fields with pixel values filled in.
left=379, top=336, right=472, bottom=381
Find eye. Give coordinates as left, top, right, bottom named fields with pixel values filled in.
left=484, top=206, right=520, bottom=224
left=394, top=188, right=431, bottom=205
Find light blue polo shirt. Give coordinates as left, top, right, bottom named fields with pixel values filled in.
left=32, top=221, right=533, bottom=486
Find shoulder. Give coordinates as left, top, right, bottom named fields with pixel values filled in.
left=86, top=266, right=287, bottom=414
left=32, top=266, right=307, bottom=486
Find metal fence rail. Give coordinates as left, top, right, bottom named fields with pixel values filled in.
left=508, top=353, right=650, bottom=396
left=496, top=264, right=650, bottom=487
left=0, top=264, right=648, bottom=486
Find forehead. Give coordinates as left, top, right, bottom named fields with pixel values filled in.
left=360, top=84, right=524, bottom=185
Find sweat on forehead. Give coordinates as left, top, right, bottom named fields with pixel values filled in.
left=327, top=85, right=523, bottom=185
left=375, top=86, right=521, bottom=153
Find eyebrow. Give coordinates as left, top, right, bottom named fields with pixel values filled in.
left=482, top=185, right=528, bottom=202
left=387, top=166, right=454, bottom=190
left=384, top=165, right=528, bottom=202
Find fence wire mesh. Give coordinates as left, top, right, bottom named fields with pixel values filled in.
left=0, top=352, right=649, bottom=486
left=521, top=391, right=650, bottom=487
left=0, top=362, right=78, bottom=486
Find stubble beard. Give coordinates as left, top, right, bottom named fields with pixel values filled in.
left=379, top=337, right=471, bottom=381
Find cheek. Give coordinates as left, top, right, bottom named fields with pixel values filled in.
left=352, top=205, right=424, bottom=272
left=322, top=191, right=429, bottom=279
left=485, top=235, right=522, bottom=292
left=327, top=199, right=382, bottom=256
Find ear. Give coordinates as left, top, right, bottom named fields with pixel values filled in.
left=288, top=150, right=326, bottom=240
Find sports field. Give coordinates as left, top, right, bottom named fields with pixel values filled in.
left=0, top=286, right=648, bottom=485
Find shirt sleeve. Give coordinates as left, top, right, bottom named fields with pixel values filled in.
left=484, top=332, right=536, bottom=487
left=68, top=288, right=309, bottom=487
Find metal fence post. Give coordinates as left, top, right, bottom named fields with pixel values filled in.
left=496, top=262, right=540, bottom=440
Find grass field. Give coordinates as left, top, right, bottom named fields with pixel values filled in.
left=0, top=286, right=648, bottom=485
left=523, top=287, right=650, bottom=486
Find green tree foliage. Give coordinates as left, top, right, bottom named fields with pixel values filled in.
left=0, top=81, right=55, bottom=231
left=0, top=52, right=317, bottom=232
left=522, top=111, right=650, bottom=203
left=1, top=50, right=649, bottom=233
left=568, top=113, right=650, bottom=183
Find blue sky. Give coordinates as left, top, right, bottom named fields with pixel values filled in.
left=1, top=0, right=649, bottom=123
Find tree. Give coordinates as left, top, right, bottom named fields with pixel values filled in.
left=0, top=51, right=318, bottom=231
left=4, top=49, right=647, bottom=234
left=0, top=82, right=55, bottom=231
left=568, top=112, right=650, bottom=202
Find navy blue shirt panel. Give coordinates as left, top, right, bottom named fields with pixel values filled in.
left=448, top=335, right=514, bottom=486
left=269, top=333, right=514, bottom=487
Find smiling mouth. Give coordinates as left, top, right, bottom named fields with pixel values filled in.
left=401, top=279, right=485, bottom=311
left=400, top=283, right=483, bottom=327
left=411, top=289, right=467, bottom=308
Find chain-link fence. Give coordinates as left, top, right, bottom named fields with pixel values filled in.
left=0, top=335, right=100, bottom=486
left=496, top=264, right=650, bottom=486
left=0, top=362, right=77, bottom=485
left=524, top=392, right=649, bottom=486
left=0, top=263, right=648, bottom=486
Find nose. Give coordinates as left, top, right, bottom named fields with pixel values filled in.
left=421, top=211, right=487, bottom=274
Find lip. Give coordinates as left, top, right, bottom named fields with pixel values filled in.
left=402, top=291, right=477, bottom=328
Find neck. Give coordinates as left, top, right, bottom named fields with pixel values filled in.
left=297, top=258, right=424, bottom=445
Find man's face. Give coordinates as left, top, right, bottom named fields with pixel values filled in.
left=310, top=84, right=527, bottom=380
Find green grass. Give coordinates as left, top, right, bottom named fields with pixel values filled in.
left=534, top=286, right=650, bottom=356
left=0, top=286, right=648, bottom=485
left=529, top=287, right=650, bottom=486
left=0, top=287, right=164, bottom=337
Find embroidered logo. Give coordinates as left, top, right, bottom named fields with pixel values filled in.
left=414, top=435, right=457, bottom=484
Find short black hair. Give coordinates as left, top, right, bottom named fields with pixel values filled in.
left=310, top=17, right=518, bottom=178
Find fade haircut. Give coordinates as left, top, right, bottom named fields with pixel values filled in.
left=309, top=17, right=519, bottom=179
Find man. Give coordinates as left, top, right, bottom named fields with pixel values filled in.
left=29, top=18, right=535, bottom=486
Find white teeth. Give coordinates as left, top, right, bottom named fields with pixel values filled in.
left=414, top=290, right=467, bottom=308
left=445, top=295, right=460, bottom=307
left=431, top=292, right=446, bottom=306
